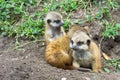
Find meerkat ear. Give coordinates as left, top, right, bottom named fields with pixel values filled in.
left=47, top=19, right=51, bottom=23
left=87, top=39, right=91, bottom=46
left=84, top=26, right=89, bottom=32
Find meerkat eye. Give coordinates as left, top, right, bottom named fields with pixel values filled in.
left=77, top=41, right=83, bottom=46
left=55, top=20, right=60, bottom=23
left=70, top=39, right=74, bottom=44
left=47, top=19, right=51, bottom=23
left=86, top=39, right=91, bottom=46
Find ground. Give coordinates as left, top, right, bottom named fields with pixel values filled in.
left=0, top=32, right=120, bottom=80
left=0, top=9, right=120, bottom=80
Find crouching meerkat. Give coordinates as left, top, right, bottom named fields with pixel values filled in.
left=44, top=11, right=65, bottom=44
left=70, top=30, right=102, bottom=72
left=45, top=25, right=91, bottom=70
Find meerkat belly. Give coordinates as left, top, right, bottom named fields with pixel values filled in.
left=73, top=51, right=93, bottom=68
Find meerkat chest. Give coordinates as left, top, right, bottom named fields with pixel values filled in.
left=72, top=51, right=93, bottom=67
left=48, top=29, right=64, bottom=40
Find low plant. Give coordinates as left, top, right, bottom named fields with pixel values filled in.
left=102, top=22, right=120, bottom=39
left=104, top=58, right=120, bottom=72
left=0, top=0, right=44, bottom=40
left=60, top=0, right=79, bottom=12
left=0, top=0, right=120, bottom=41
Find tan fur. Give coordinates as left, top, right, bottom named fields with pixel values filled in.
left=70, top=31, right=102, bottom=72
left=45, top=25, right=89, bottom=69
left=45, top=35, right=74, bottom=69
left=44, top=11, right=65, bottom=44
left=68, top=25, right=90, bottom=37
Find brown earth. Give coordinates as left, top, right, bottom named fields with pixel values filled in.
left=0, top=8, right=120, bottom=80
left=0, top=32, right=119, bottom=80
left=0, top=36, right=119, bottom=80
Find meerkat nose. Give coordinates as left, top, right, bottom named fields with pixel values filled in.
left=72, top=46, right=77, bottom=50
left=60, top=22, right=64, bottom=26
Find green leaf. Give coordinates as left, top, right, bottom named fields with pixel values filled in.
left=6, top=15, right=10, bottom=18
left=87, top=15, right=92, bottom=21
left=104, top=68, right=110, bottom=73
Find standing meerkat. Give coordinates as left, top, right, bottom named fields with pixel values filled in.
left=44, top=11, right=65, bottom=44
left=45, top=25, right=90, bottom=70
left=70, top=30, right=102, bottom=72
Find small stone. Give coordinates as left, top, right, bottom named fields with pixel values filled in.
left=61, top=77, right=67, bottom=80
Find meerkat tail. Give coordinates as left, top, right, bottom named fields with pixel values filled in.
left=102, top=52, right=111, bottom=60
left=78, top=67, right=92, bottom=72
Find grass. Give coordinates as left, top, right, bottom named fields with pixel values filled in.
left=102, top=21, right=120, bottom=39
left=104, top=58, right=120, bottom=72
left=0, top=0, right=119, bottom=39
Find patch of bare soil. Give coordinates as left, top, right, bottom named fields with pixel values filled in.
left=0, top=36, right=119, bottom=80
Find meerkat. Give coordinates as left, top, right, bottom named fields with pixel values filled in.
left=45, top=25, right=90, bottom=70
left=44, top=11, right=66, bottom=44
left=45, top=34, right=74, bottom=69
left=70, top=30, right=102, bottom=72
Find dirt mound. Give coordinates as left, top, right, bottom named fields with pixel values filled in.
left=89, top=22, right=120, bottom=58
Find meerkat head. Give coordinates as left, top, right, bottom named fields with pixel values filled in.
left=45, top=11, right=64, bottom=28
left=70, top=31, right=91, bottom=52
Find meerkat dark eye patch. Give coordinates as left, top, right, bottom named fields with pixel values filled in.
left=54, top=20, right=60, bottom=23
left=47, top=19, right=51, bottom=23
left=70, top=39, right=74, bottom=44
left=77, top=41, right=84, bottom=46
left=87, top=39, right=91, bottom=46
